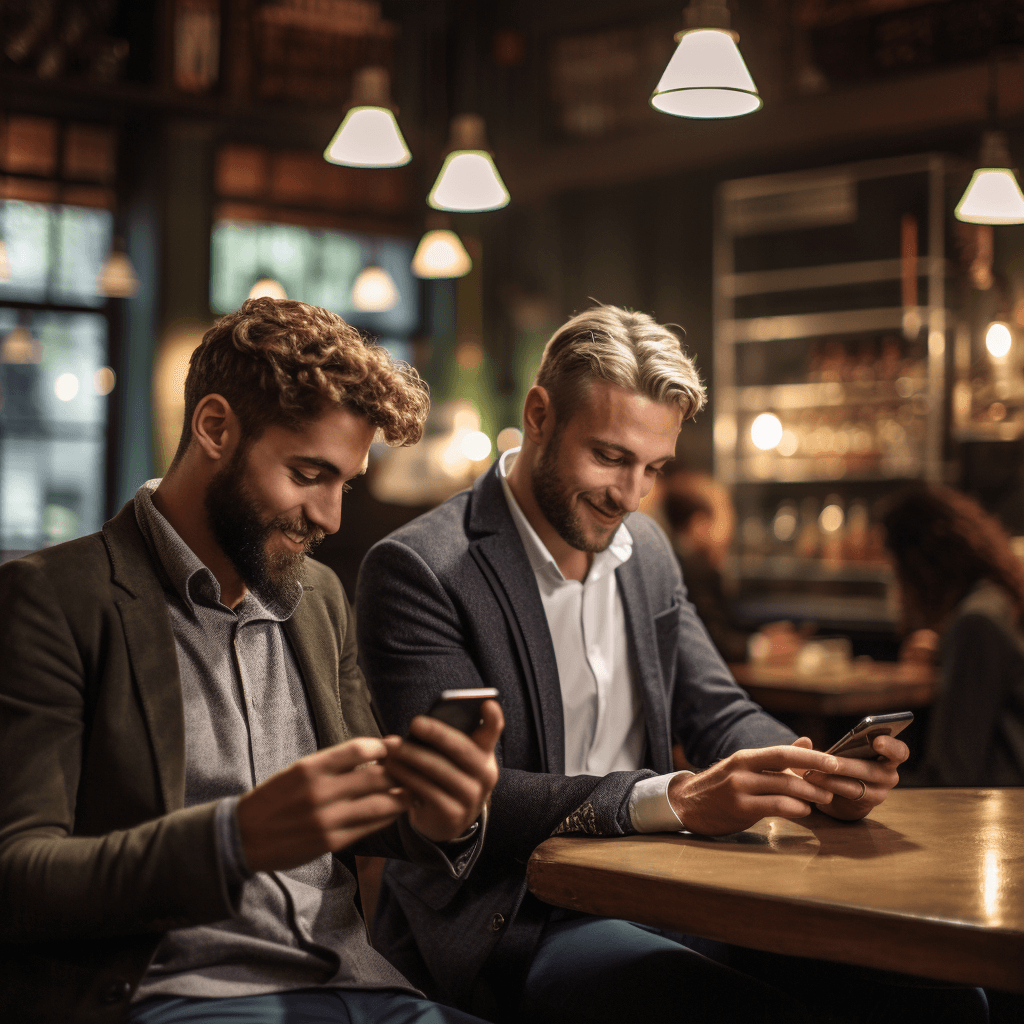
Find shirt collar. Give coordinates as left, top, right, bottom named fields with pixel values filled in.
left=496, top=448, right=632, bottom=583
left=133, top=479, right=300, bottom=622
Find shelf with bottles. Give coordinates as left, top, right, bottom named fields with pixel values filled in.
left=727, top=329, right=930, bottom=483
left=952, top=312, right=1024, bottom=442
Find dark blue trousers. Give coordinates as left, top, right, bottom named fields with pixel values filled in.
left=129, top=989, right=487, bottom=1024
left=517, top=916, right=989, bottom=1024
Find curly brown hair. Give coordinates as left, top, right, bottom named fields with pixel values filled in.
left=172, top=298, right=429, bottom=464
left=882, top=485, right=1024, bottom=631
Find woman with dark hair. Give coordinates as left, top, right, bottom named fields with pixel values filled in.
left=883, top=486, right=1024, bottom=786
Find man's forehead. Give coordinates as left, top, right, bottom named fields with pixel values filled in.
left=571, top=381, right=682, bottom=436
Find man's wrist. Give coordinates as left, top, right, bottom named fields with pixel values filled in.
left=628, top=771, right=693, bottom=832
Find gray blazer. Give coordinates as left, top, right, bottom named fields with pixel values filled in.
left=0, top=502, right=445, bottom=1024
left=357, top=463, right=795, bottom=1014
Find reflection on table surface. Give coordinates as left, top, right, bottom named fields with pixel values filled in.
left=527, top=788, right=1024, bottom=993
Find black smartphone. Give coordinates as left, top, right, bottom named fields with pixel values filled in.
left=825, top=711, right=914, bottom=760
left=409, top=687, right=500, bottom=741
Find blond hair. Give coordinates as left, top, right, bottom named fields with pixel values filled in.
left=173, top=298, right=429, bottom=464
left=535, top=304, right=705, bottom=423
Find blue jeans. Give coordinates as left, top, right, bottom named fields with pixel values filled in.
left=518, top=916, right=988, bottom=1024
left=129, top=989, right=486, bottom=1024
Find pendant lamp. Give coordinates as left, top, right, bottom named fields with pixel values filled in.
left=248, top=277, right=288, bottom=301
left=428, top=114, right=509, bottom=213
left=324, top=67, right=411, bottom=168
left=98, top=239, right=140, bottom=298
left=955, top=130, right=1024, bottom=225
left=651, top=0, right=761, bottom=119
left=351, top=264, right=399, bottom=312
left=412, top=214, right=472, bottom=279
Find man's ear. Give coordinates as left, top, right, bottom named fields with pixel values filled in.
left=191, top=394, right=239, bottom=462
left=521, top=385, right=555, bottom=445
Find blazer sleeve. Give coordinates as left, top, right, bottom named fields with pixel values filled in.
left=0, top=557, right=235, bottom=943
left=357, top=537, right=653, bottom=866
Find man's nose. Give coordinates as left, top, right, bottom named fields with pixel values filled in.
left=305, top=487, right=344, bottom=536
left=610, top=468, right=647, bottom=514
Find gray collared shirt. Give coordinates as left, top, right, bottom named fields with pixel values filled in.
left=131, top=481, right=416, bottom=1001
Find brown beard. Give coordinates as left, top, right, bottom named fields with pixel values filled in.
left=204, top=448, right=325, bottom=607
left=530, top=429, right=623, bottom=554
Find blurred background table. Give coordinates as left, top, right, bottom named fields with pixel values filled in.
left=528, top=788, right=1024, bottom=994
left=730, top=661, right=936, bottom=749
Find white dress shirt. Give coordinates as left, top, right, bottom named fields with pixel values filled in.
left=498, top=450, right=686, bottom=832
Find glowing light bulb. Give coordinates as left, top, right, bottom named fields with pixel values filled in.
left=750, top=412, right=783, bottom=450
left=54, top=373, right=80, bottom=402
left=248, top=278, right=288, bottom=301
left=461, top=430, right=492, bottom=462
left=411, top=229, right=472, bottom=278
left=986, top=321, right=1012, bottom=359
left=351, top=265, right=398, bottom=312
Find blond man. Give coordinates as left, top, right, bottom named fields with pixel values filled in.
left=357, top=305, right=982, bottom=1024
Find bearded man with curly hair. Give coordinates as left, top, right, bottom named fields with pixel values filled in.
left=0, top=298, right=502, bottom=1024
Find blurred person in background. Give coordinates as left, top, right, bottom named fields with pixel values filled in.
left=663, top=471, right=803, bottom=664
left=884, top=486, right=1024, bottom=787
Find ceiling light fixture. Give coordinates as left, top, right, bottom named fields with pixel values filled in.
left=412, top=214, right=472, bottom=278
left=651, top=0, right=761, bottom=119
left=324, top=67, right=411, bottom=169
left=351, top=263, right=399, bottom=312
left=98, top=239, right=139, bottom=298
left=428, top=114, right=509, bottom=213
left=955, top=130, right=1024, bottom=225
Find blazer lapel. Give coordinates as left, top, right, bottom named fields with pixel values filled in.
left=103, top=504, right=187, bottom=813
left=616, top=544, right=674, bottom=775
left=469, top=467, right=565, bottom=773
left=283, top=581, right=348, bottom=748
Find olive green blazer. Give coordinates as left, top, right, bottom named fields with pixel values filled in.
left=0, top=502, right=390, bottom=1023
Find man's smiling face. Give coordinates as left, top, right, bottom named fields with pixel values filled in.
left=204, top=403, right=375, bottom=605
left=531, top=380, right=681, bottom=554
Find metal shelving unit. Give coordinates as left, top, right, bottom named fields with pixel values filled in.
left=713, top=154, right=959, bottom=629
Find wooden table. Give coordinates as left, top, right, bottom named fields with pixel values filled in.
left=730, top=661, right=936, bottom=748
left=528, top=788, right=1024, bottom=993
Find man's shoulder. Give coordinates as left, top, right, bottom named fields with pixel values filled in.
left=0, top=530, right=112, bottom=592
left=373, top=489, right=474, bottom=558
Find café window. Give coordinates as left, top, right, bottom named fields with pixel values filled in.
left=0, top=117, right=119, bottom=560
left=210, top=219, right=418, bottom=362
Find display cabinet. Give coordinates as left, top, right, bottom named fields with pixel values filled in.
left=713, top=154, right=958, bottom=631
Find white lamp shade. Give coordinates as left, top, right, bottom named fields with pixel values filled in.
left=411, top=229, right=472, bottom=278
left=98, top=250, right=140, bottom=297
left=650, top=29, right=761, bottom=119
left=955, top=167, right=1024, bottom=225
left=351, top=265, right=399, bottom=311
left=324, top=107, right=411, bottom=168
left=248, top=277, right=288, bottom=301
left=429, top=151, right=510, bottom=212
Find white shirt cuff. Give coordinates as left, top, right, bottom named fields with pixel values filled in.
left=628, top=771, right=693, bottom=833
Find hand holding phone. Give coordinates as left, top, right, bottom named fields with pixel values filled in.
left=408, top=687, right=500, bottom=743
left=825, top=711, right=914, bottom=760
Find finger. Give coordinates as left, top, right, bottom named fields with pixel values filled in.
left=872, top=734, right=909, bottom=765
left=745, top=769, right=834, bottom=805
left=472, top=700, right=504, bottom=752
left=317, top=791, right=411, bottom=833
left=384, top=751, right=482, bottom=813
left=312, top=737, right=390, bottom=774
left=741, top=745, right=840, bottom=776
left=790, top=736, right=813, bottom=750
left=404, top=718, right=492, bottom=778
left=303, top=764, right=400, bottom=809
left=803, top=771, right=875, bottom=802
